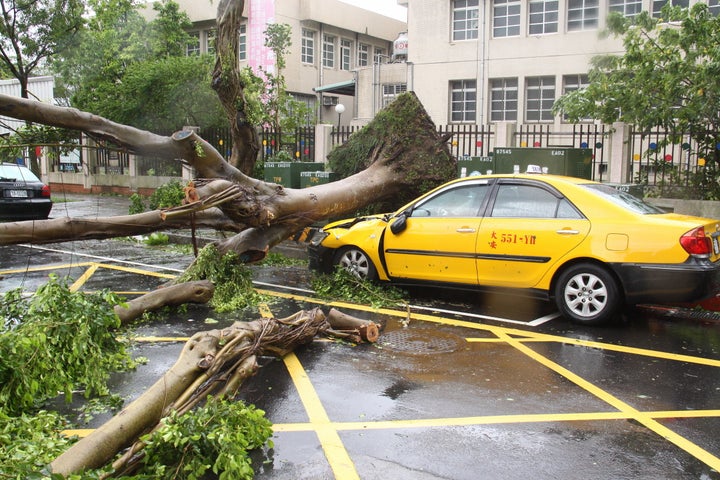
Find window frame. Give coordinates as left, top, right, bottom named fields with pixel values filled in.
left=489, top=77, right=518, bottom=121
left=450, top=79, right=478, bottom=123
left=452, top=0, right=480, bottom=41
left=301, top=28, right=315, bottom=65
left=340, top=38, right=353, bottom=71
left=493, top=0, right=521, bottom=38
left=608, top=0, right=642, bottom=17
left=323, top=34, right=336, bottom=68
left=186, top=31, right=200, bottom=56
left=529, top=0, right=559, bottom=35
left=238, top=23, right=247, bottom=61
left=525, top=76, right=556, bottom=123
left=567, top=0, right=600, bottom=31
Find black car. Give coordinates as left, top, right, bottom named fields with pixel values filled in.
left=0, top=163, right=53, bottom=220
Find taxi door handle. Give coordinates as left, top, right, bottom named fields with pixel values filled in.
left=456, top=228, right=476, bottom=233
left=556, top=229, right=580, bottom=235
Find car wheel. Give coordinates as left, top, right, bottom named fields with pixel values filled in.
left=333, top=246, right=378, bottom=281
left=554, top=263, right=621, bottom=325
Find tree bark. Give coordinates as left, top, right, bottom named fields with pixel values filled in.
left=0, top=92, right=455, bottom=262
left=50, top=308, right=332, bottom=476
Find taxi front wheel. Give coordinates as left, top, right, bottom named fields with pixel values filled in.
left=333, top=246, right=378, bottom=281
left=554, top=263, right=621, bottom=325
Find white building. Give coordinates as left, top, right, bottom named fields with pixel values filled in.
left=149, top=0, right=407, bottom=126
left=0, top=76, right=55, bottom=135
left=368, top=0, right=716, bottom=129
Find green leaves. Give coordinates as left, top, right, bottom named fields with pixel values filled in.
left=176, top=245, right=267, bottom=313
left=133, top=396, right=273, bottom=480
left=311, top=267, right=408, bottom=310
left=0, top=274, right=135, bottom=415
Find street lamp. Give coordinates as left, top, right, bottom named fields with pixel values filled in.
left=334, top=103, right=345, bottom=129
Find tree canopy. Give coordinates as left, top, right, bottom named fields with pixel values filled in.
left=0, top=0, right=85, bottom=98
left=51, top=0, right=225, bottom=132
left=554, top=3, right=720, bottom=157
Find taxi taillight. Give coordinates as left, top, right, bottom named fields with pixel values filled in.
left=680, top=226, right=712, bottom=256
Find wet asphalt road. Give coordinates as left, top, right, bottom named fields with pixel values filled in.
left=1, top=194, right=720, bottom=479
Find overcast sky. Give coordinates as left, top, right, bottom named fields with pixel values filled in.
left=339, top=0, right=407, bottom=21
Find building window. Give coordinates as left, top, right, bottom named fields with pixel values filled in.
left=526, top=76, right=556, bottom=122
left=357, top=43, right=370, bottom=67
left=608, top=0, right=642, bottom=17
left=340, top=39, right=352, bottom=70
left=490, top=78, right=518, bottom=121
left=323, top=34, right=336, bottom=68
left=186, top=32, right=200, bottom=56
left=453, top=0, right=479, bottom=41
left=374, top=46, right=387, bottom=63
left=529, top=0, right=559, bottom=35
left=383, top=83, right=407, bottom=107
left=710, top=0, right=720, bottom=16
left=567, top=0, right=599, bottom=31
left=206, top=29, right=216, bottom=55
left=302, top=29, right=315, bottom=64
left=450, top=80, right=477, bottom=123
left=652, top=0, right=689, bottom=17
left=493, top=0, right=521, bottom=38
left=562, top=74, right=590, bottom=121
left=238, top=23, right=247, bottom=61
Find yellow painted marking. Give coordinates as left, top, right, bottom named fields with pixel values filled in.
left=62, top=409, right=720, bottom=437
left=272, top=409, right=720, bottom=432
left=0, top=262, right=95, bottom=275
left=258, top=303, right=274, bottom=319
left=0, top=262, right=175, bottom=279
left=60, top=429, right=94, bottom=438
left=283, top=352, right=359, bottom=480
left=69, top=263, right=100, bottom=292
left=133, top=336, right=191, bottom=342
left=496, top=331, right=720, bottom=472
left=256, top=288, right=720, bottom=367
left=96, top=263, right=176, bottom=279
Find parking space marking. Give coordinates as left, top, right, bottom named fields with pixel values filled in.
left=496, top=331, right=720, bottom=472
left=258, top=302, right=360, bottom=480
left=11, top=260, right=717, bottom=475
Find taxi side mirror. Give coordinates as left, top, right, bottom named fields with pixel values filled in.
left=390, top=213, right=408, bottom=234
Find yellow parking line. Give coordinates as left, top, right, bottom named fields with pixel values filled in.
left=272, top=408, right=720, bottom=432
left=0, top=262, right=95, bottom=275
left=496, top=331, right=720, bottom=472
left=256, top=289, right=720, bottom=368
left=283, top=352, right=359, bottom=480
left=256, top=302, right=358, bottom=479
left=69, top=263, right=100, bottom=292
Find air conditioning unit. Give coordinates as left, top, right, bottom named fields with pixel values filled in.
left=322, top=96, right=339, bottom=106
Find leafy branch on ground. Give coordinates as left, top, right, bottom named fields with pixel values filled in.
left=311, top=268, right=408, bottom=309
left=175, top=244, right=268, bottom=312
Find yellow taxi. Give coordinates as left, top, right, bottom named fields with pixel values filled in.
left=308, top=174, right=720, bottom=325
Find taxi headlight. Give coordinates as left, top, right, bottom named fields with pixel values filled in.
left=309, top=230, right=329, bottom=246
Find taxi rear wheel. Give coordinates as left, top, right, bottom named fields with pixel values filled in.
left=333, top=246, right=378, bottom=281
left=554, top=263, right=621, bottom=325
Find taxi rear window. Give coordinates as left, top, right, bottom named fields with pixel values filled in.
left=582, top=184, right=664, bottom=214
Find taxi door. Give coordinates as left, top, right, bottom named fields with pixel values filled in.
left=475, top=181, right=590, bottom=289
left=383, top=181, right=491, bottom=285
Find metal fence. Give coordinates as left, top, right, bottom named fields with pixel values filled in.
left=438, top=124, right=494, bottom=159
left=628, top=127, right=720, bottom=196
left=259, top=126, right=315, bottom=162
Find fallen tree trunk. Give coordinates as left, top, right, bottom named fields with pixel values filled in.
left=49, top=307, right=381, bottom=477
left=114, top=280, right=215, bottom=324
left=0, top=92, right=456, bottom=262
